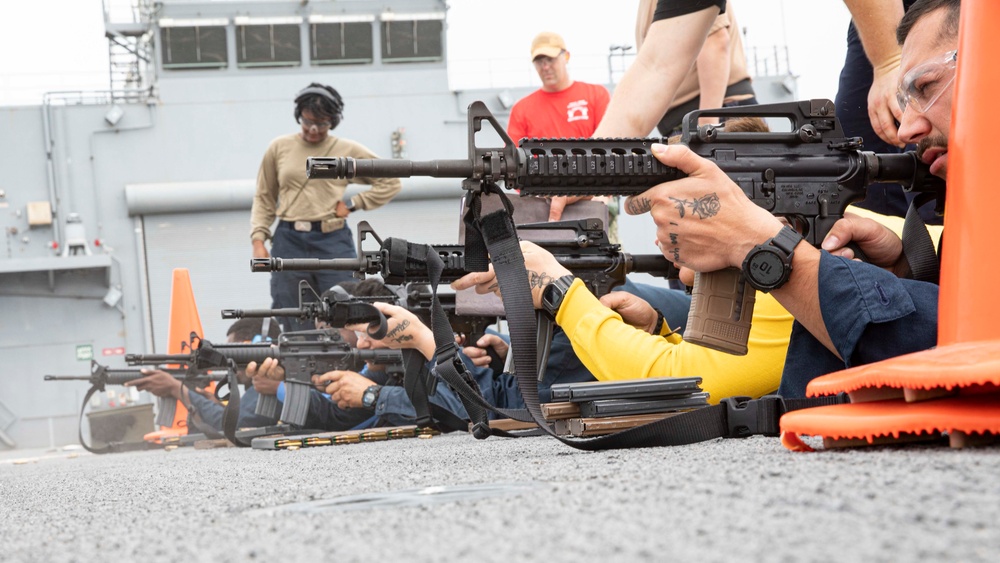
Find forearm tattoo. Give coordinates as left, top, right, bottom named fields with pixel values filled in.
left=626, top=196, right=652, bottom=215
left=668, top=193, right=721, bottom=219
left=528, top=270, right=555, bottom=289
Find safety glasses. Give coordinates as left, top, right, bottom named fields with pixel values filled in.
left=896, top=50, right=957, bottom=114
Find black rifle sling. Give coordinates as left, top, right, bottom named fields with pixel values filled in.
left=901, top=192, right=941, bottom=284
left=467, top=187, right=849, bottom=450
left=421, top=241, right=495, bottom=435
left=222, top=361, right=252, bottom=447
left=401, top=347, right=437, bottom=429
left=77, top=383, right=116, bottom=455
left=381, top=238, right=492, bottom=433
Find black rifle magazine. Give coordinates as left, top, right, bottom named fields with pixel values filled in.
left=577, top=394, right=710, bottom=418
left=548, top=377, right=704, bottom=403
left=234, top=424, right=315, bottom=441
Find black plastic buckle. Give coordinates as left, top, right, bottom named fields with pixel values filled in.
left=721, top=395, right=786, bottom=438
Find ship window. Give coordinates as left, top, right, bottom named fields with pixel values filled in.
left=237, top=24, right=301, bottom=67
left=381, top=19, right=443, bottom=63
left=160, top=26, right=228, bottom=69
left=311, top=22, right=373, bottom=65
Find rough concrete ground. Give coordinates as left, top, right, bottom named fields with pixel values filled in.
left=2, top=432, right=999, bottom=562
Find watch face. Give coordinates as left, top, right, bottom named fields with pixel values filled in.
left=748, top=250, right=786, bottom=288
left=362, top=389, right=375, bottom=407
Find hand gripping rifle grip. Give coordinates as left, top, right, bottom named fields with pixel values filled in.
left=682, top=268, right=754, bottom=356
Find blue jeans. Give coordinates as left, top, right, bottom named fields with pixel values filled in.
left=270, top=222, right=357, bottom=331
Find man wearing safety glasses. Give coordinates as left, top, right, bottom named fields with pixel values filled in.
left=613, top=0, right=958, bottom=397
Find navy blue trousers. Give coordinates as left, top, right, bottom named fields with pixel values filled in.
left=269, top=222, right=357, bottom=331
left=835, top=2, right=939, bottom=223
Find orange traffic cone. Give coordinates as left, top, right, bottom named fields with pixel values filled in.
left=144, top=268, right=205, bottom=443
left=938, top=0, right=1000, bottom=344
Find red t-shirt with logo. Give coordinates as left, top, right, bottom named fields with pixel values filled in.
left=506, top=81, right=610, bottom=143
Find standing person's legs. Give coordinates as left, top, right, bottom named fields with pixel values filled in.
left=269, top=223, right=314, bottom=332
left=834, top=20, right=940, bottom=222
left=311, top=225, right=358, bottom=295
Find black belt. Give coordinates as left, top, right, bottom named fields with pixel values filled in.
left=279, top=220, right=323, bottom=232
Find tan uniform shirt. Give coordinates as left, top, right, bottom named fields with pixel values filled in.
left=250, top=133, right=402, bottom=242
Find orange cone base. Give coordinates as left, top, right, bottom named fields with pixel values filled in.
left=804, top=340, right=1000, bottom=398
left=780, top=394, right=1000, bottom=451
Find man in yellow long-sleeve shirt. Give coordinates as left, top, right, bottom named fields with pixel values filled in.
left=453, top=203, right=943, bottom=404
left=453, top=241, right=791, bottom=403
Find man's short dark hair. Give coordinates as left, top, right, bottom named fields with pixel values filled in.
left=320, top=279, right=398, bottom=301
left=897, top=0, right=961, bottom=45
left=227, top=317, right=281, bottom=343
left=321, top=281, right=358, bottom=301
left=335, top=278, right=397, bottom=299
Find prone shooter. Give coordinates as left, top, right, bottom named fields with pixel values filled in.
left=303, top=99, right=944, bottom=356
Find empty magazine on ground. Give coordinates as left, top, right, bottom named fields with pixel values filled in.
left=548, top=377, right=703, bottom=403
left=234, top=424, right=317, bottom=441
left=578, top=393, right=710, bottom=418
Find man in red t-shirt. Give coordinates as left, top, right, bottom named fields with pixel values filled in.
left=507, top=32, right=610, bottom=143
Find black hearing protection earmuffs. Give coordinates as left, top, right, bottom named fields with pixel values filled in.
left=294, top=85, right=344, bottom=128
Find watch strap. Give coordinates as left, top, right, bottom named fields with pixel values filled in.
left=362, top=384, right=381, bottom=408
left=541, top=275, right=576, bottom=316
left=742, top=225, right=804, bottom=292
left=771, top=225, right=804, bottom=255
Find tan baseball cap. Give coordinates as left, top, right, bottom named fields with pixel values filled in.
left=530, top=32, right=567, bottom=61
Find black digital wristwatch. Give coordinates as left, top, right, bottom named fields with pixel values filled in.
left=541, top=275, right=576, bottom=316
left=741, top=225, right=804, bottom=292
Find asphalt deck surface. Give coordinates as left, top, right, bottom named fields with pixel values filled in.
left=2, top=432, right=999, bottom=562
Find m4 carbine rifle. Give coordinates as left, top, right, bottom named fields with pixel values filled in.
left=252, top=219, right=678, bottom=295
left=304, top=99, right=944, bottom=355
left=221, top=280, right=387, bottom=331
left=253, top=219, right=680, bottom=382
left=124, top=331, right=403, bottom=427
left=220, top=279, right=389, bottom=420
left=45, top=360, right=228, bottom=444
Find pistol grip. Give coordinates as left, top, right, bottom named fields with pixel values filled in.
left=155, top=397, right=177, bottom=428
left=255, top=393, right=281, bottom=420
left=683, top=268, right=754, bottom=356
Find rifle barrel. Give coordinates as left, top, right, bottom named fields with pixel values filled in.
left=308, top=157, right=472, bottom=180
left=251, top=257, right=363, bottom=273
left=222, top=307, right=301, bottom=319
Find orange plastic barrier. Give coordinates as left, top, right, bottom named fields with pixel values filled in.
left=804, top=340, right=1000, bottom=397
left=939, top=0, right=1000, bottom=345
left=780, top=395, right=1000, bottom=451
